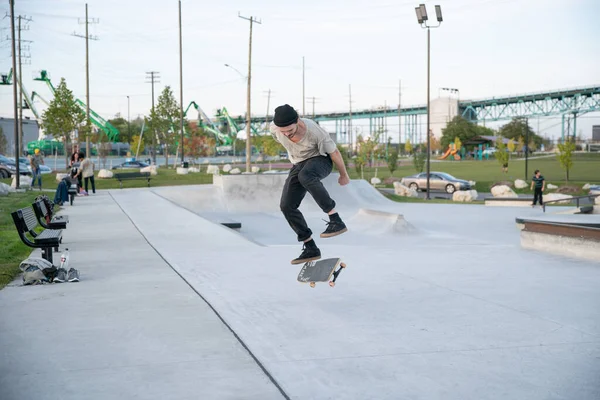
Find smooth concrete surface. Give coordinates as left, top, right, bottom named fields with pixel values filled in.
left=0, top=192, right=284, bottom=400
left=2, top=175, right=600, bottom=400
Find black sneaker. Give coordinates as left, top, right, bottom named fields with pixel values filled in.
left=67, top=268, right=80, bottom=282
left=291, top=244, right=321, bottom=265
left=53, top=268, right=67, bottom=283
left=320, top=219, right=348, bottom=238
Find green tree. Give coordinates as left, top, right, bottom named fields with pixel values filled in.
left=40, top=78, right=85, bottom=167
left=412, top=151, right=426, bottom=173
left=556, top=138, right=575, bottom=181
left=148, top=86, right=183, bottom=167
left=387, top=146, right=399, bottom=175
left=440, top=116, right=479, bottom=150
left=404, top=139, right=413, bottom=154
left=107, top=117, right=131, bottom=144
left=130, top=135, right=145, bottom=156
left=507, top=138, right=516, bottom=154
left=494, top=136, right=509, bottom=171
left=336, top=143, right=349, bottom=170
left=498, top=117, right=542, bottom=148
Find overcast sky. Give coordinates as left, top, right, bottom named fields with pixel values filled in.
left=0, top=0, right=598, bottom=140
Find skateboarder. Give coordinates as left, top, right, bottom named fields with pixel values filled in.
left=270, top=104, right=350, bottom=264
left=530, top=169, right=545, bottom=207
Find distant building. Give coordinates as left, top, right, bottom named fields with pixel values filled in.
left=0, top=117, right=40, bottom=156
left=593, top=125, right=600, bottom=142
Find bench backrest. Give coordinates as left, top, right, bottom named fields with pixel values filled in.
left=115, top=172, right=149, bottom=178
left=12, top=207, right=39, bottom=234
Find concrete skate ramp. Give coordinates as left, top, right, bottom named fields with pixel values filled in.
left=347, top=208, right=416, bottom=235
left=213, top=172, right=393, bottom=214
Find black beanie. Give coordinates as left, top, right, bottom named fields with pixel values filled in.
left=273, top=104, right=299, bottom=127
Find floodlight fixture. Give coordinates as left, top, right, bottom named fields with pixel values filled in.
left=435, top=5, right=443, bottom=22
left=419, top=4, right=428, bottom=21
left=415, top=7, right=423, bottom=24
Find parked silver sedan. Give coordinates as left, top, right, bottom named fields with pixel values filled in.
left=400, top=172, right=471, bottom=194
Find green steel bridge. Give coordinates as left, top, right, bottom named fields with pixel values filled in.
left=242, top=85, right=600, bottom=143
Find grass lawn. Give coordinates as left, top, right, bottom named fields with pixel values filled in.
left=347, top=153, right=600, bottom=194
left=0, top=191, right=48, bottom=290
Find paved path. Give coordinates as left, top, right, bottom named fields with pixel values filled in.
left=1, top=179, right=599, bottom=400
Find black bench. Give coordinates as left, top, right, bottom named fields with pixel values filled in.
left=33, top=199, right=69, bottom=230
left=114, top=172, right=151, bottom=189
left=11, top=206, right=63, bottom=263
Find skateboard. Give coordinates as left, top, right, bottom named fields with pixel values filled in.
left=297, top=257, right=346, bottom=288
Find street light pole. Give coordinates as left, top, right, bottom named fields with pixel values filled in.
left=415, top=4, right=443, bottom=201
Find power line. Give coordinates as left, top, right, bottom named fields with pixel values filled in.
left=145, top=71, right=160, bottom=165
left=72, top=3, right=99, bottom=156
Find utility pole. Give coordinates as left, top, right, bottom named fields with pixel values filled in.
left=146, top=71, right=160, bottom=165
left=308, top=96, right=320, bottom=119
left=264, top=89, right=271, bottom=133
left=238, top=12, right=261, bottom=173
left=73, top=3, right=99, bottom=157
left=178, top=0, right=185, bottom=165
left=17, top=15, right=32, bottom=156
left=525, top=117, right=529, bottom=180
left=9, top=0, right=19, bottom=187
left=348, top=84, right=353, bottom=155
left=398, top=79, right=402, bottom=144
left=302, top=56, right=305, bottom=116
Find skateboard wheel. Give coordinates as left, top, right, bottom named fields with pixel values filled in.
left=310, top=282, right=316, bottom=288
left=340, top=263, right=346, bottom=268
left=329, top=281, right=335, bottom=287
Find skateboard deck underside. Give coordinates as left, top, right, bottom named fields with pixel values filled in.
left=298, top=258, right=340, bottom=283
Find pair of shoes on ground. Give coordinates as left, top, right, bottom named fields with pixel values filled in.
left=291, top=219, right=348, bottom=265
left=53, top=268, right=79, bottom=283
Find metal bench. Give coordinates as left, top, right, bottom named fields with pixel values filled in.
left=11, top=206, right=63, bottom=263
left=114, top=171, right=151, bottom=189
left=33, top=199, right=69, bottom=230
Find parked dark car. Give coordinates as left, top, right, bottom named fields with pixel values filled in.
left=111, top=160, right=150, bottom=170
left=400, top=171, right=471, bottom=194
left=0, top=155, right=32, bottom=178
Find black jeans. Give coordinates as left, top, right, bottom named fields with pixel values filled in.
left=84, top=176, right=96, bottom=193
left=280, top=155, right=335, bottom=242
left=533, top=187, right=543, bottom=205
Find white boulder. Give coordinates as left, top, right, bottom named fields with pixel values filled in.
left=0, top=182, right=10, bottom=196
left=188, top=167, right=200, bottom=173
left=371, top=177, right=382, bottom=185
left=176, top=167, right=189, bottom=175
left=229, top=168, right=241, bottom=175
left=12, top=175, right=31, bottom=188
left=469, top=180, right=476, bottom=187
left=140, top=165, right=158, bottom=176
left=206, top=165, right=220, bottom=175
left=491, top=185, right=517, bottom=198
left=223, top=164, right=232, bottom=173
left=595, top=196, right=600, bottom=205
left=251, top=166, right=261, bottom=173
left=547, top=183, right=558, bottom=190
left=393, top=182, right=418, bottom=197
left=97, top=169, right=113, bottom=179
left=452, top=190, right=479, bottom=202
left=514, top=179, right=528, bottom=189
left=583, top=183, right=591, bottom=190
left=543, top=193, right=572, bottom=204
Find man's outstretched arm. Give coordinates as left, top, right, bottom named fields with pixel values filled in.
left=329, top=149, right=350, bottom=186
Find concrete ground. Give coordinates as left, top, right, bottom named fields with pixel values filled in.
left=1, top=174, right=599, bottom=400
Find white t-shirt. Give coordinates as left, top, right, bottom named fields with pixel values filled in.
left=270, top=118, right=337, bottom=165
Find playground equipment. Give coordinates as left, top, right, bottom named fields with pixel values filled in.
left=34, top=70, right=120, bottom=142
left=438, top=143, right=461, bottom=160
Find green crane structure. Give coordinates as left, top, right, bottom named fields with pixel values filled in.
left=34, top=70, right=120, bottom=142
